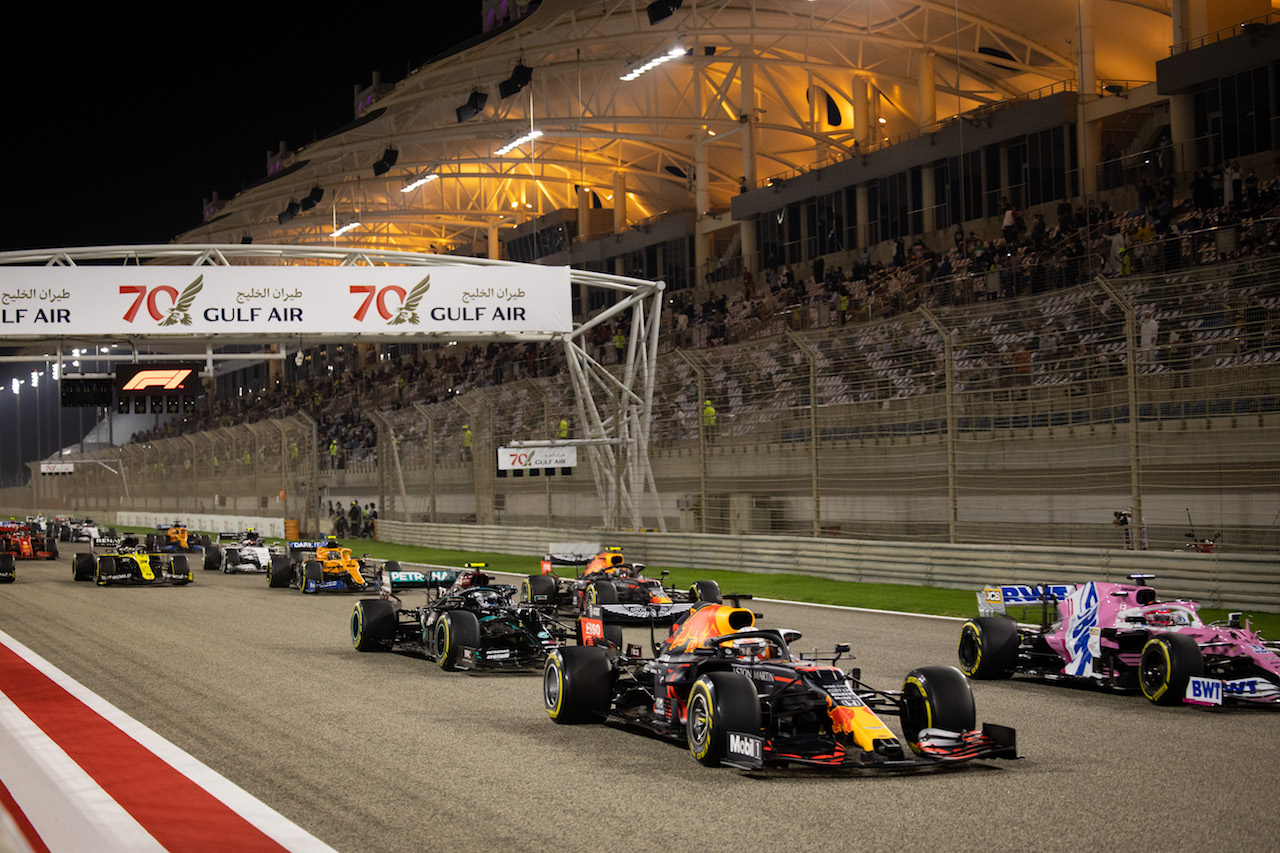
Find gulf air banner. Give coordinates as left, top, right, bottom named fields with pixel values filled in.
left=0, top=265, right=572, bottom=336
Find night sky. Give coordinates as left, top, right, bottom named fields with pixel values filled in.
left=0, top=7, right=483, bottom=484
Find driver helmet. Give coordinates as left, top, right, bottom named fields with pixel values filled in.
left=728, top=630, right=769, bottom=662
left=467, top=588, right=503, bottom=609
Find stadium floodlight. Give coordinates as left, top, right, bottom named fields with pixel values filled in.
left=495, top=129, right=544, bottom=156
left=402, top=171, right=440, bottom=192
left=620, top=45, right=687, bottom=81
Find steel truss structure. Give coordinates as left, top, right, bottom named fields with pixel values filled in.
left=176, top=0, right=1172, bottom=254
left=0, top=243, right=666, bottom=531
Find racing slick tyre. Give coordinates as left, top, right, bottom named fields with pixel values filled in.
left=145, top=534, right=158, bottom=551
left=435, top=610, right=481, bottom=671
left=587, top=580, right=618, bottom=608
left=95, top=556, right=116, bottom=587
left=301, top=560, right=323, bottom=594
left=1139, top=633, right=1205, bottom=705
left=690, top=580, right=722, bottom=604
left=957, top=616, right=1019, bottom=679
left=523, top=574, right=557, bottom=606
left=351, top=599, right=397, bottom=652
left=544, top=646, right=612, bottom=724
left=0, top=553, right=14, bottom=583
left=198, top=534, right=211, bottom=548
left=686, top=671, right=762, bottom=767
left=45, top=538, right=58, bottom=560
left=73, top=553, right=95, bottom=582
left=206, top=545, right=223, bottom=571
left=171, top=555, right=192, bottom=585
left=107, top=528, right=118, bottom=539
left=59, top=526, right=70, bottom=542
left=900, top=665, right=976, bottom=754
left=268, top=557, right=293, bottom=588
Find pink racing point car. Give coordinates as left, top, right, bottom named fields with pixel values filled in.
left=958, top=575, right=1280, bottom=707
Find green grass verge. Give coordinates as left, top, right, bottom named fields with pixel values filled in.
left=119, top=527, right=1280, bottom=637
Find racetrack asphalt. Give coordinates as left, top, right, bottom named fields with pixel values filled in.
left=2, top=556, right=1277, bottom=852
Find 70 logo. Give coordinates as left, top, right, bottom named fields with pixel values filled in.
left=350, top=285, right=408, bottom=320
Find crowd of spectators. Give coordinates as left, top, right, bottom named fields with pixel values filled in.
left=125, top=163, right=1279, bottom=460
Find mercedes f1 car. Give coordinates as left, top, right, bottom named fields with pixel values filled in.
left=72, top=537, right=194, bottom=586
left=532, top=547, right=723, bottom=624
left=206, top=530, right=287, bottom=574
left=269, top=540, right=376, bottom=593
left=1, top=521, right=59, bottom=560
left=959, top=576, right=1280, bottom=707
left=544, top=601, right=1017, bottom=771
left=352, top=563, right=577, bottom=671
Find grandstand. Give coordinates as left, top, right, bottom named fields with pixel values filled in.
left=5, top=0, right=1280, bottom=554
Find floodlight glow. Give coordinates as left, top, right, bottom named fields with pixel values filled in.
left=10, top=379, right=20, bottom=394
left=401, top=172, right=439, bottom=192
left=620, top=46, right=687, bottom=81
left=332, top=221, right=362, bottom=237
left=495, top=129, right=544, bottom=156
left=30, top=371, right=38, bottom=388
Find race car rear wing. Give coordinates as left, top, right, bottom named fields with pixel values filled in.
left=978, top=584, right=1074, bottom=617
left=379, top=567, right=461, bottom=594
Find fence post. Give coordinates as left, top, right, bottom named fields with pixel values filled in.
left=1096, top=276, right=1143, bottom=545
left=919, top=306, right=957, bottom=543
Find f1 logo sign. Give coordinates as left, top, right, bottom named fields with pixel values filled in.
left=121, top=369, right=193, bottom=391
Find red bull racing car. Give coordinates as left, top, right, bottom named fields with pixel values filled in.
left=544, top=601, right=1017, bottom=771
left=352, top=563, right=575, bottom=671
left=531, top=547, right=722, bottom=624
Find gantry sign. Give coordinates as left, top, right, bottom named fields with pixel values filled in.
left=0, top=244, right=665, bottom=530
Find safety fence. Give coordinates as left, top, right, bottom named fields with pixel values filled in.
left=30, top=256, right=1280, bottom=554
left=374, top=519, right=1280, bottom=613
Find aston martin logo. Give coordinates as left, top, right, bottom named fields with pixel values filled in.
left=389, top=275, right=430, bottom=325
left=158, top=275, right=203, bottom=326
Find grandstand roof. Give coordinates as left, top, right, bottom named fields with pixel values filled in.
left=175, top=0, right=1183, bottom=253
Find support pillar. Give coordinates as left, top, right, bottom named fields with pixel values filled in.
left=917, top=50, right=936, bottom=128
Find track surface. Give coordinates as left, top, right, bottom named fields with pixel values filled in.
left=2, top=555, right=1277, bottom=852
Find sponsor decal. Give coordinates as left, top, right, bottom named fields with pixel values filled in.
left=732, top=665, right=774, bottom=683
left=389, top=571, right=428, bottom=584
left=482, top=648, right=512, bottom=661
left=1063, top=582, right=1100, bottom=677
left=653, top=698, right=666, bottom=716
left=100, top=573, right=132, bottom=581
left=579, top=618, right=604, bottom=645
left=727, top=732, right=763, bottom=763
left=497, top=446, right=578, bottom=471
left=825, top=682, right=863, bottom=707
left=997, top=584, right=1073, bottom=605
left=1186, top=676, right=1222, bottom=705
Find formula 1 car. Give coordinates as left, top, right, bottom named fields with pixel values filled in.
left=269, top=539, right=375, bottom=593
left=544, top=601, right=1017, bottom=771
left=207, top=530, right=287, bottom=574
left=958, top=576, right=1280, bottom=707
left=57, top=518, right=110, bottom=544
left=0, top=521, right=59, bottom=560
left=145, top=523, right=218, bottom=570
left=531, top=547, right=723, bottom=624
left=352, top=563, right=576, bottom=671
left=72, top=537, right=194, bottom=586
